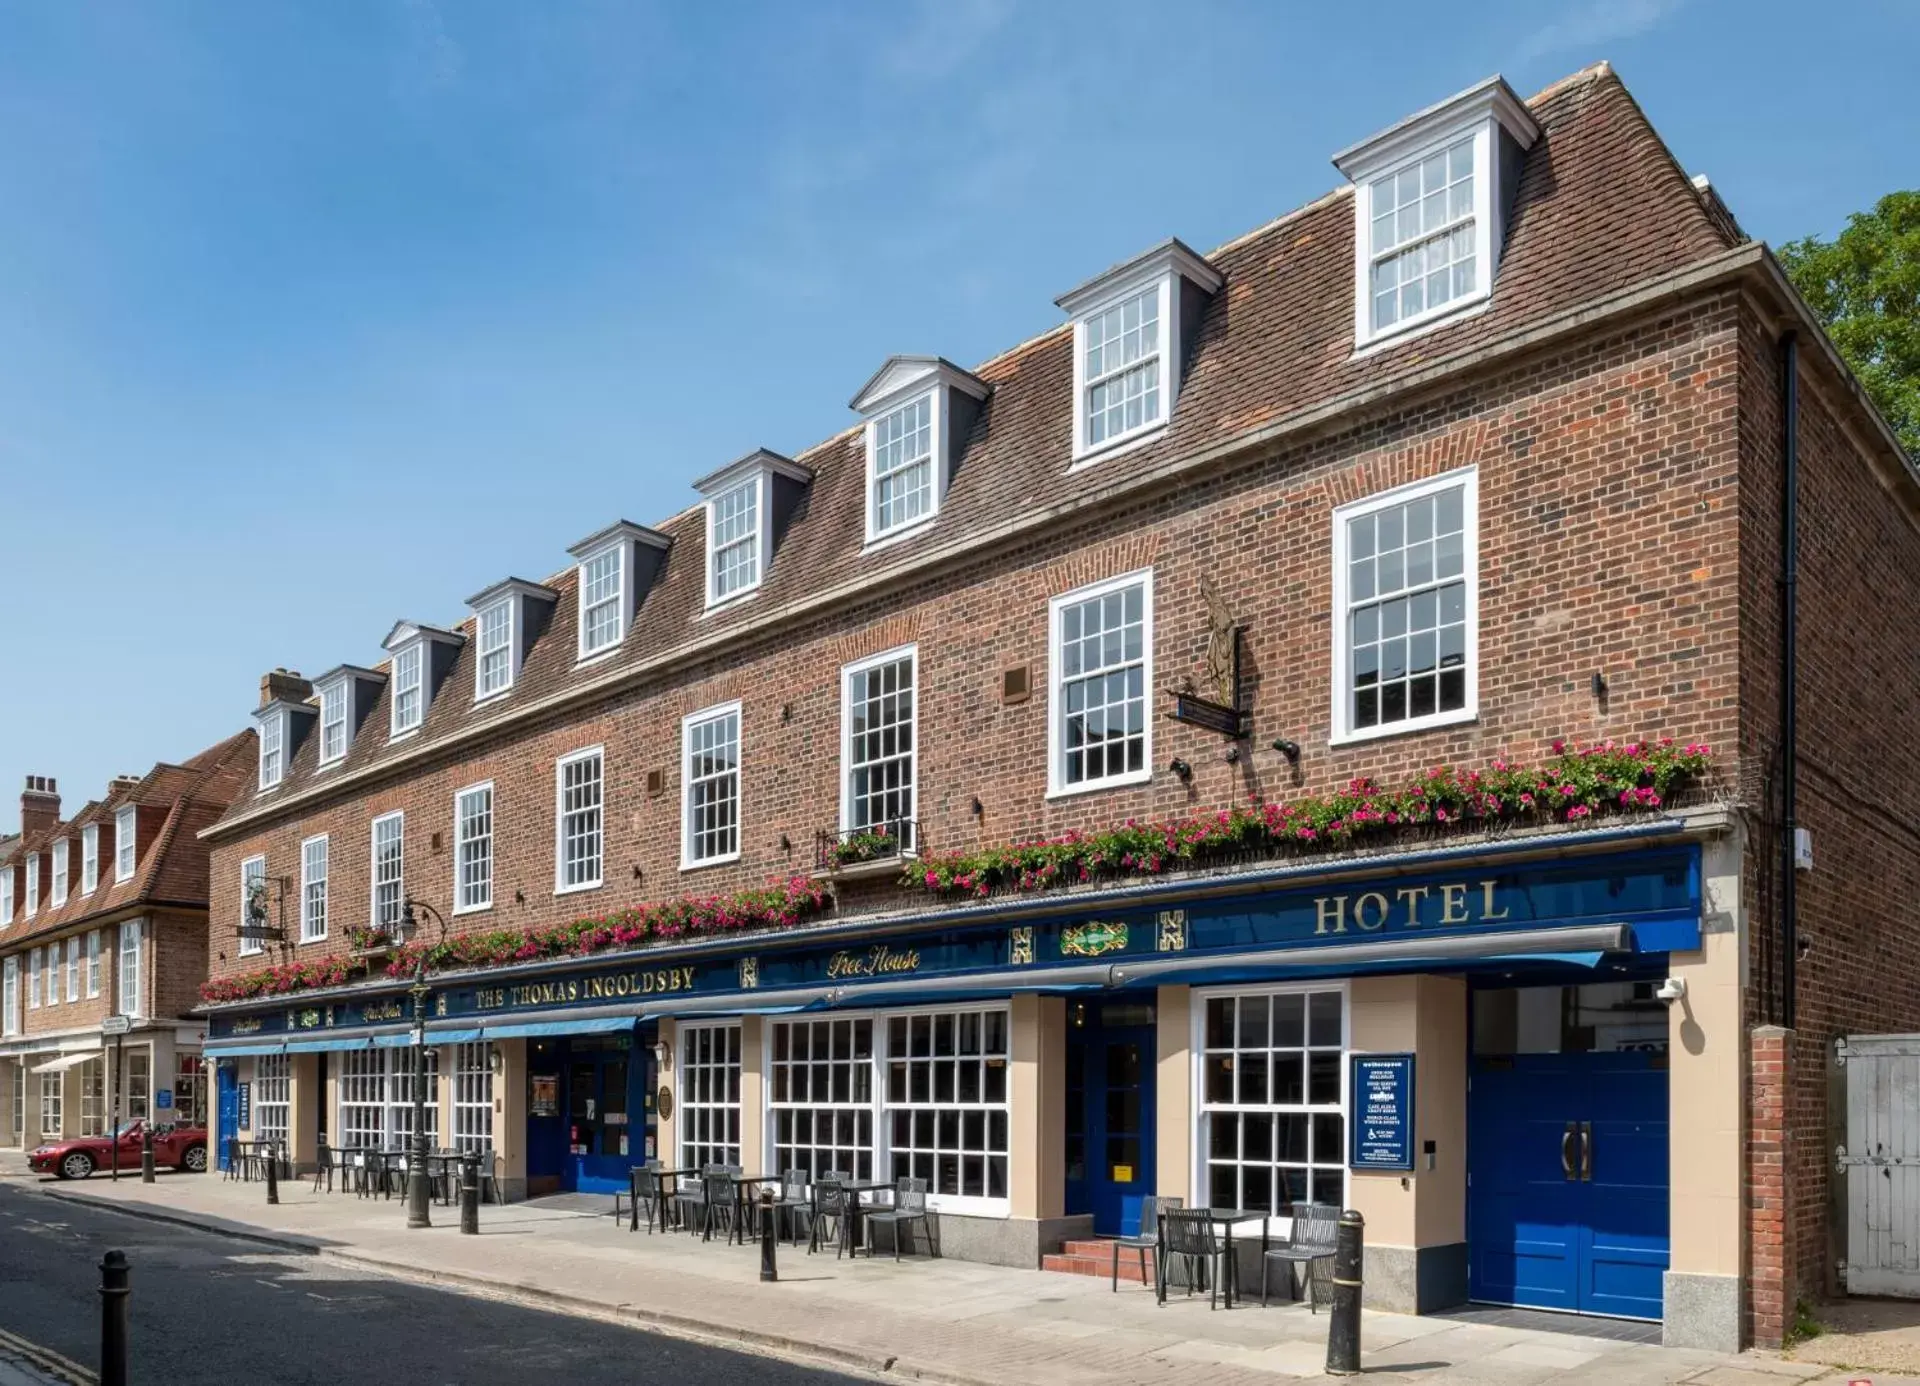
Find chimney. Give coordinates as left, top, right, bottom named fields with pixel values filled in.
left=109, top=774, right=142, bottom=794
left=20, top=775, right=59, bottom=838
left=258, top=667, right=313, bottom=709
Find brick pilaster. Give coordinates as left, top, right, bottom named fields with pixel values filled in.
left=1748, top=1025, right=1794, bottom=1348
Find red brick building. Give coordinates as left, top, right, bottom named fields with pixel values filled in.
left=0, top=732, right=253, bottom=1162
left=191, top=64, right=1917, bottom=1351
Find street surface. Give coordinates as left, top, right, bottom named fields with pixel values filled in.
left=0, top=1182, right=864, bottom=1385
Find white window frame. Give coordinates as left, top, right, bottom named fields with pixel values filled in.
left=1, top=868, right=12, bottom=927
left=1191, top=980, right=1350, bottom=1219
left=763, top=1002, right=1012, bottom=1218
left=476, top=598, right=516, bottom=698
left=114, top=805, right=137, bottom=881
left=1, top=956, right=16, bottom=1036
left=865, top=392, right=941, bottom=544
left=840, top=646, right=918, bottom=851
left=390, top=642, right=425, bottom=738
left=318, top=678, right=350, bottom=765
left=86, top=930, right=101, bottom=997
left=452, top=1042, right=493, bottom=1154
left=39, top=1073, right=61, bottom=1140
left=1329, top=467, right=1479, bottom=745
left=254, top=1053, right=292, bottom=1147
left=576, top=544, right=627, bottom=661
left=705, top=474, right=766, bottom=608
left=116, top=920, right=142, bottom=1017
left=1046, top=568, right=1155, bottom=798
left=300, top=834, right=329, bottom=943
left=1350, top=125, right=1494, bottom=350
left=258, top=710, right=286, bottom=790
left=239, top=856, right=266, bottom=958
left=65, top=936, right=79, bottom=1002
left=454, top=781, right=494, bottom=915
left=44, top=943, right=58, bottom=1007
left=554, top=747, right=605, bottom=895
left=679, top=1020, right=743, bottom=1170
left=81, top=825, right=99, bottom=895
left=680, top=702, right=742, bottom=871
left=371, top=811, right=405, bottom=934
left=51, top=841, right=68, bottom=909
left=1070, top=281, right=1167, bottom=462
left=27, top=949, right=40, bottom=1010
left=24, top=854, right=39, bottom=917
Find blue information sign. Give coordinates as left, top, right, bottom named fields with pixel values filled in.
left=1349, top=1054, right=1416, bottom=1171
left=236, top=1082, right=251, bottom=1132
left=155, top=1089, right=174, bottom=1110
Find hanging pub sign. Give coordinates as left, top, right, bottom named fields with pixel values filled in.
left=1349, top=1053, right=1416, bottom=1172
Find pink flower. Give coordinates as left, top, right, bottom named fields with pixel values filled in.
left=1551, top=739, right=1567, bottom=754
left=1567, top=804, right=1591, bottom=820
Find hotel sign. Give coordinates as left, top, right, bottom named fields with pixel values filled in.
left=474, top=966, right=698, bottom=1011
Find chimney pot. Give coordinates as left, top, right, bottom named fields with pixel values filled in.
left=19, top=775, right=60, bottom=839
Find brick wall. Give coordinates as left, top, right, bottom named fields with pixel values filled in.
left=205, top=296, right=1750, bottom=983
left=1748, top=1024, right=1793, bottom=1347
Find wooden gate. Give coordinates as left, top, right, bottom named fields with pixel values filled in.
left=1839, top=1034, right=1920, bottom=1296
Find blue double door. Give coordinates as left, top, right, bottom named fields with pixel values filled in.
left=527, top=1035, right=651, bottom=1195
left=1468, top=1051, right=1669, bottom=1320
left=1065, top=1004, right=1157, bottom=1237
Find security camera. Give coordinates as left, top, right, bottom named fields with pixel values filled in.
left=1655, top=977, right=1687, bottom=1003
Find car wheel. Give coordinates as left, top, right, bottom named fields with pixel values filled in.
left=58, top=1151, right=94, bottom=1181
left=179, top=1144, right=207, bottom=1174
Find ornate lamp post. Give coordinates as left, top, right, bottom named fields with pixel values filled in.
left=396, top=897, right=448, bottom=1232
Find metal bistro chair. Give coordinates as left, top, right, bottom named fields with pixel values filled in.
left=1261, top=1202, right=1341, bottom=1312
left=1158, top=1209, right=1234, bottom=1311
left=310, top=1141, right=336, bottom=1193
left=670, top=1166, right=712, bottom=1235
left=700, top=1170, right=738, bottom=1242
left=808, top=1177, right=853, bottom=1257
left=767, top=1169, right=813, bottom=1245
left=1109, top=1195, right=1182, bottom=1292
left=624, top=1164, right=663, bottom=1233
left=863, top=1176, right=932, bottom=1262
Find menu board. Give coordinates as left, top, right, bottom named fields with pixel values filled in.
left=1349, top=1054, right=1415, bottom=1171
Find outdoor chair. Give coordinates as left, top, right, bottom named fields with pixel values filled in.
left=701, top=1171, right=738, bottom=1242
left=668, top=1167, right=707, bottom=1233
left=623, top=1164, right=663, bottom=1233
left=310, top=1141, right=335, bottom=1193
left=1158, top=1209, right=1234, bottom=1311
left=808, top=1178, right=853, bottom=1256
left=863, top=1176, right=931, bottom=1261
left=767, top=1169, right=812, bottom=1245
left=1109, top=1195, right=1181, bottom=1292
left=1261, top=1202, right=1340, bottom=1312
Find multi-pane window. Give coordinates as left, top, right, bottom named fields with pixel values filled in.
left=86, top=931, right=100, bottom=997
left=116, top=921, right=142, bottom=1016
left=682, top=706, right=740, bottom=867
left=25, top=854, right=38, bottom=916
left=556, top=749, right=603, bottom=891
left=1082, top=286, right=1161, bottom=450
left=452, top=1043, right=493, bottom=1154
left=579, top=548, right=624, bottom=656
left=254, top=1053, right=291, bottom=1147
left=708, top=478, right=760, bottom=603
left=338, top=1048, right=439, bottom=1149
left=455, top=784, right=494, bottom=912
left=65, top=937, right=79, bottom=1003
left=51, top=841, right=68, bottom=908
left=79, top=1063, right=106, bottom=1136
left=371, top=813, right=405, bottom=933
left=387, top=1048, right=439, bottom=1145
left=300, top=835, right=329, bottom=942
left=0, top=869, right=11, bottom=925
left=1201, top=988, right=1346, bottom=1214
left=1052, top=574, right=1151, bottom=791
left=870, top=395, right=933, bottom=536
left=27, top=950, right=39, bottom=1010
left=81, top=825, right=98, bottom=894
left=770, top=1018, right=875, bottom=1183
left=1336, top=472, right=1474, bottom=738
left=319, top=679, right=349, bottom=763
left=679, top=1023, right=742, bottom=1169
left=45, top=945, right=58, bottom=1007
left=477, top=600, right=514, bottom=694
left=1, top=957, right=16, bottom=1036
left=239, top=856, right=266, bottom=957
left=39, top=1074, right=61, bottom=1141
left=1369, top=138, right=1476, bottom=335
left=126, top=1051, right=150, bottom=1121
left=259, top=710, right=284, bottom=788
left=844, top=651, right=915, bottom=849
left=391, top=644, right=424, bottom=735
left=115, top=805, right=136, bottom=880
left=885, top=1009, right=1010, bottom=1202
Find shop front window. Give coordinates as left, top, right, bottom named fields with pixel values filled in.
left=255, top=1054, right=291, bottom=1146
left=40, top=1073, right=63, bottom=1140
left=771, top=1017, right=874, bottom=1183
left=1200, top=987, right=1346, bottom=1213
left=452, top=1043, right=492, bottom=1154
left=79, top=1062, right=106, bottom=1136
left=338, top=1048, right=438, bottom=1148
left=680, top=1023, right=741, bottom=1170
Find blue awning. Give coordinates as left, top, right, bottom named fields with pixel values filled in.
left=424, top=1026, right=485, bottom=1044
left=204, top=1042, right=285, bottom=1058
left=480, top=1014, right=637, bottom=1040
left=283, top=1033, right=393, bottom=1053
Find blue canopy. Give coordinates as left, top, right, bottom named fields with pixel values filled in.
left=479, top=1014, right=636, bottom=1041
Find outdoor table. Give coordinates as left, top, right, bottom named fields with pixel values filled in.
left=838, top=1179, right=895, bottom=1256
left=650, top=1167, right=699, bottom=1232
left=1162, top=1207, right=1266, bottom=1307
left=723, top=1173, right=781, bottom=1245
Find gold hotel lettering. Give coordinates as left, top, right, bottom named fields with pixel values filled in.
left=473, top=966, right=697, bottom=1012
left=1314, top=880, right=1510, bottom=936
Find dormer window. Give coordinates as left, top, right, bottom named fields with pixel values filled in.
left=51, top=841, right=68, bottom=908
left=477, top=600, right=513, bottom=695
left=1334, top=74, right=1539, bottom=350
left=318, top=678, right=350, bottom=765
left=25, top=854, right=38, bottom=917
left=563, top=525, right=668, bottom=662
left=467, top=577, right=560, bottom=696
left=115, top=804, right=136, bottom=881
left=391, top=644, right=424, bottom=734
left=1056, top=240, right=1222, bottom=466
left=81, top=824, right=98, bottom=894
left=381, top=622, right=466, bottom=737
left=695, top=450, right=812, bottom=609
left=580, top=547, right=624, bottom=656
left=259, top=710, right=286, bottom=788
left=850, top=357, right=989, bottom=546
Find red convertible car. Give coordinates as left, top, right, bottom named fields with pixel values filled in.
left=29, top=1120, right=208, bottom=1180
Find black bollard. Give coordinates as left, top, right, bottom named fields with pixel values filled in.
left=460, top=1155, right=480, bottom=1235
left=759, top=1187, right=778, bottom=1282
left=99, top=1250, right=129, bottom=1386
left=1325, top=1209, right=1364, bottom=1376
left=140, top=1127, right=155, bottom=1185
left=265, top=1144, right=280, bottom=1205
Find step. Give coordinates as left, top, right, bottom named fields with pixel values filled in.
left=1041, top=1247, right=1155, bottom=1284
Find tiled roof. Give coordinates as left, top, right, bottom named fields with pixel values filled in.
left=0, top=730, right=256, bottom=947
left=213, top=63, right=1740, bottom=835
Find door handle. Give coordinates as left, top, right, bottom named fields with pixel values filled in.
left=1560, top=1122, right=1577, bottom=1180
left=1581, top=1122, right=1593, bottom=1181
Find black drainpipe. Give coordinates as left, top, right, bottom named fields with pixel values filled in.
left=1780, top=330, right=1800, bottom=1030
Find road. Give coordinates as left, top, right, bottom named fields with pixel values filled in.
left=0, top=1182, right=866, bottom=1385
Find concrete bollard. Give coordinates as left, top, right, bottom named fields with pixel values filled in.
left=759, top=1187, right=778, bottom=1282
left=1325, top=1209, right=1364, bottom=1376
left=460, top=1155, right=480, bottom=1235
left=98, top=1250, right=129, bottom=1386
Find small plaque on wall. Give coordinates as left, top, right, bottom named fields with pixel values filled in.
left=657, top=1086, right=674, bottom=1121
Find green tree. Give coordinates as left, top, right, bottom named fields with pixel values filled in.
left=1780, top=190, right=1920, bottom=459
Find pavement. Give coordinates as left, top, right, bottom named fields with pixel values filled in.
left=0, top=1155, right=1891, bottom=1386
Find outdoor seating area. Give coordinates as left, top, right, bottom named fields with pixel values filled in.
left=1079, top=1200, right=1340, bottom=1313
left=227, top=1137, right=500, bottom=1206
left=619, top=1162, right=937, bottom=1262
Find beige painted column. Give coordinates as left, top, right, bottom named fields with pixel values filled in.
left=1662, top=828, right=1745, bottom=1352
left=1156, top=985, right=1193, bottom=1204
left=1347, top=973, right=1467, bottom=1313
left=739, top=1017, right=764, bottom=1171
left=494, top=1039, right=526, bottom=1200
left=653, top=1020, right=678, bottom=1169
left=62, top=1063, right=84, bottom=1139
left=1009, top=994, right=1066, bottom=1222
left=289, top=1053, right=320, bottom=1170
left=436, top=1046, right=454, bottom=1149
left=0, top=1060, right=13, bottom=1147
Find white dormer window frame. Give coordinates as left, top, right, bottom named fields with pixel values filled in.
left=706, top=473, right=765, bottom=607
left=390, top=641, right=425, bottom=737
left=866, top=392, right=939, bottom=543
left=25, top=854, right=39, bottom=917
left=1, top=868, right=12, bottom=927
left=1334, top=76, right=1539, bottom=353
left=476, top=597, right=515, bottom=698
left=317, top=677, right=350, bottom=766
left=577, top=543, right=627, bottom=660
left=51, top=841, right=68, bottom=909
left=115, top=804, right=136, bottom=881
left=259, top=708, right=286, bottom=790
left=81, top=824, right=98, bottom=895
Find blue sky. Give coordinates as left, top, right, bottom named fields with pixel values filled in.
left=1, top=0, right=1915, bottom=831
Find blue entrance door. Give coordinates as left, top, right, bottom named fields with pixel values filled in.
left=1066, top=1007, right=1158, bottom=1237
left=215, top=1063, right=239, bottom=1172
left=566, top=1039, right=640, bottom=1194
left=1469, top=1051, right=1669, bottom=1319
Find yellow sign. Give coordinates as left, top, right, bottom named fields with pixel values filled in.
left=1112, top=1164, right=1134, bottom=1183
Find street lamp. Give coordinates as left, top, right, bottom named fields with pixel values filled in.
left=396, top=896, right=448, bottom=1232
